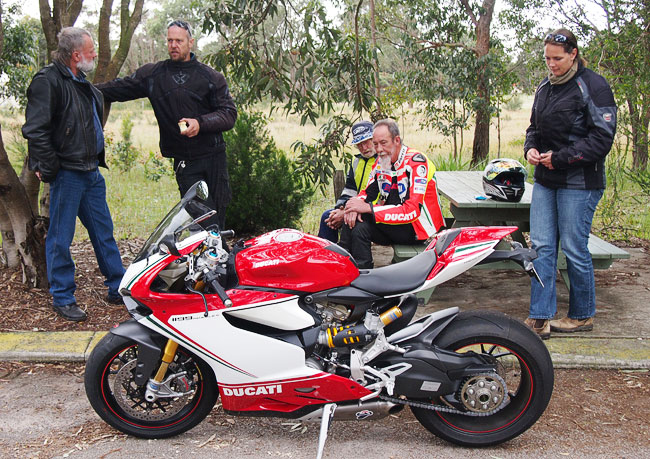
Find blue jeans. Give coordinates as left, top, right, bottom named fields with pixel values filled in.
left=529, top=183, right=603, bottom=320
left=47, top=169, right=125, bottom=306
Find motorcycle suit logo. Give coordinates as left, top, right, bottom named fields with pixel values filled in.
left=384, top=210, right=417, bottom=222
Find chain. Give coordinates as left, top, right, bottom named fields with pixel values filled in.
left=379, top=373, right=508, bottom=417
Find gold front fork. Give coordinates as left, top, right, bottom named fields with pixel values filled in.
left=153, top=339, right=179, bottom=383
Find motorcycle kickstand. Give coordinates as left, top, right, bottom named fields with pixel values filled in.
left=315, top=403, right=336, bottom=459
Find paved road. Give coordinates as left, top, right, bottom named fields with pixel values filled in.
left=1, top=363, right=648, bottom=458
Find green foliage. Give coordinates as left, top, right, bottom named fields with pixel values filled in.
left=144, top=151, right=173, bottom=182
left=202, top=0, right=379, bottom=188
left=292, top=115, right=355, bottom=193
left=624, top=166, right=650, bottom=197
left=0, top=8, right=44, bottom=107
left=593, top=138, right=633, bottom=238
left=108, top=115, right=139, bottom=172
left=504, top=94, right=523, bottom=111
left=433, top=152, right=473, bottom=172
left=392, top=0, right=516, bottom=161
left=224, top=112, right=313, bottom=235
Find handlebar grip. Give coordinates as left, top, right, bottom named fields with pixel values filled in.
left=209, top=279, right=233, bottom=307
left=221, top=230, right=235, bottom=239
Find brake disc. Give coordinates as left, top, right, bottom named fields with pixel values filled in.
left=112, top=358, right=192, bottom=421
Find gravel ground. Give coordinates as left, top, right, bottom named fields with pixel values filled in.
left=0, top=362, right=648, bottom=458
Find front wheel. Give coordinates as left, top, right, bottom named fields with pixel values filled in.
left=412, top=311, right=554, bottom=447
left=85, top=333, right=218, bottom=438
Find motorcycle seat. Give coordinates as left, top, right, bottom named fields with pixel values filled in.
left=350, top=249, right=437, bottom=296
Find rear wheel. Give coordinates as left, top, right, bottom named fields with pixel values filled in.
left=412, top=311, right=553, bottom=446
left=85, top=333, right=218, bottom=438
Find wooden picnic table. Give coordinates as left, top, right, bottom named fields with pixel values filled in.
left=435, top=170, right=533, bottom=245
left=430, top=170, right=629, bottom=289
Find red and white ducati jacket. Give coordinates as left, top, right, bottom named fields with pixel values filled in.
left=358, top=145, right=445, bottom=240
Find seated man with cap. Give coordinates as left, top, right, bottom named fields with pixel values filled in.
left=339, top=119, right=445, bottom=268
left=317, top=120, right=377, bottom=243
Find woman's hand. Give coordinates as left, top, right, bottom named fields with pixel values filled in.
left=540, top=151, right=554, bottom=170
left=526, top=148, right=541, bottom=166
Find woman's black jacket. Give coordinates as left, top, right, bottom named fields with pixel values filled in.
left=524, top=63, right=617, bottom=189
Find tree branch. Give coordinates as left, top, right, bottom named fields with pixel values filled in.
left=459, top=0, right=478, bottom=27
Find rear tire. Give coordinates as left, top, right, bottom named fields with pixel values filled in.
left=412, top=311, right=553, bottom=446
left=85, top=333, right=218, bottom=439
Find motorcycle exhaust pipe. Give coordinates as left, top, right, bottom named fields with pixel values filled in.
left=298, top=400, right=402, bottom=423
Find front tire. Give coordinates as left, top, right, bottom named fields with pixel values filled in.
left=412, top=311, right=553, bottom=447
left=85, top=333, right=218, bottom=438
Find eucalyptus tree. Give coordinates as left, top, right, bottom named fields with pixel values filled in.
left=203, top=0, right=379, bottom=191
left=0, top=2, right=47, bottom=280
left=0, top=0, right=143, bottom=284
left=577, top=0, right=650, bottom=170
left=387, top=0, right=503, bottom=165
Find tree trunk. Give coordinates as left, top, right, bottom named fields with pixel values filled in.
left=19, top=156, right=41, bottom=214
left=627, top=97, right=650, bottom=170
left=0, top=125, right=48, bottom=287
left=94, top=0, right=144, bottom=83
left=39, top=0, right=83, bottom=63
left=0, top=202, right=19, bottom=268
left=369, top=0, right=382, bottom=115
left=470, top=0, right=494, bottom=165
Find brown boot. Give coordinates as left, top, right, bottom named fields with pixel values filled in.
left=550, top=317, right=594, bottom=333
left=524, top=318, right=551, bottom=340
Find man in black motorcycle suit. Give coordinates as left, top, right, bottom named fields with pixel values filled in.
left=96, top=20, right=237, bottom=229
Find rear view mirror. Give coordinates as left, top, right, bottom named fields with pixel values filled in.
left=182, top=181, right=209, bottom=204
left=196, top=181, right=209, bottom=200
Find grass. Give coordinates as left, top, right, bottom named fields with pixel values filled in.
left=2, top=96, right=649, bottom=241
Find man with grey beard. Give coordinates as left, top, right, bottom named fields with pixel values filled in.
left=22, top=27, right=125, bottom=322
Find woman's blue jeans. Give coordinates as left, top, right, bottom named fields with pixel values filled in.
left=47, top=169, right=125, bottom=307
left=529, top=183, right=603, bottom=320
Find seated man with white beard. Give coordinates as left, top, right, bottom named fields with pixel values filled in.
left=339, top=119, right=445, bottom=269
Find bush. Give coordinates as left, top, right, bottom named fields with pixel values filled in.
left=108, top=115, right=139, bottom=172
left=144, top=151, right=173, bottom=182
left=224, top=112, right=313, bottom=235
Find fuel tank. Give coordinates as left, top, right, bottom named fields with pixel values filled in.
left=236, top=229, right=360, bottom=292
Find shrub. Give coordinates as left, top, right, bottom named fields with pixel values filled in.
left=109, top=115, right=139, bottom=172
left=433, top=152, right=473, bottom=171
left=144, top=151, right=173, bottom=182
left=224, top=112, right=313, bottom=235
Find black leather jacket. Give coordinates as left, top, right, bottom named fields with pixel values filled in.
left=96, top=54, right=237, bottom=161
left=524, top=63, right=617, bottom=189
left=22, top=61, right=106, bottom=183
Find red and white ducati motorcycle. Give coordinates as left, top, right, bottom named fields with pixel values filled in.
left=85, top=181, right=553, bottom=455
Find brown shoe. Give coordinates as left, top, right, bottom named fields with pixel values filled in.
left=550, top=317, right=593, bottom=333
left=524, top=318, right=550, bottom=340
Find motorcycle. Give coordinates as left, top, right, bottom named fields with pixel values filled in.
left=85, top=181, right=553, bottom=456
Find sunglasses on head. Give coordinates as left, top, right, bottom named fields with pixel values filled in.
left=545, top=33, right=570, bottom=44
left=168, top=20, right=192, bottom=37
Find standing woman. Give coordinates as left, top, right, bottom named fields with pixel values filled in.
left=524, top=28, right=617, bottom=339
